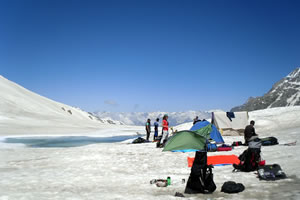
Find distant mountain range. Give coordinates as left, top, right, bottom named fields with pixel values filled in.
left=3, top=67, right=299, bottom=130
left=94, top=68, right=300, bottom=126
left=93, top=111, right=211, bottom=126
left=231, top=67, right=300, bottom=112
left=0, top=75, right=212, bottom=130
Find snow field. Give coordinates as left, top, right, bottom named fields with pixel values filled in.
left=0, top=124, right=300, bottom=200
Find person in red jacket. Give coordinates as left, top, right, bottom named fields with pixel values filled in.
left=160, top=114, right=169, bottom=146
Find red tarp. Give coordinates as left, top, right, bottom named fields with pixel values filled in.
left=187, top=155, right=240, bottom=167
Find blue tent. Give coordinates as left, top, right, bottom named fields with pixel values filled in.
left=190, top=121, right=224, bottom=144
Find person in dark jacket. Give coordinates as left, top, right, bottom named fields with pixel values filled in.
left=145, top=119, right=151, bottom=141
left=193, top=116, right=200, bottom=125
left=153, top=118, right=159, bottom=141
left=244, top=120, right=257, bottom=145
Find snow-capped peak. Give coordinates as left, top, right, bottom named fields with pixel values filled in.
left=231, top=67, right=300, bottom=112
left=287, top=67, right=300, bottom=79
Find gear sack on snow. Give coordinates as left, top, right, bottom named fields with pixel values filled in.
left=233, top=138, right=262, bottom=172
left=221, top=181, right=245, bottom=193
left=132, top=137, right=147, bottom=144
left=258, top=164, right=287, bottom=180
left=185, top=151, right=216, bottom=194
left=260, top=137, right=279, bottom=146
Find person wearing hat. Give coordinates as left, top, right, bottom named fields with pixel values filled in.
left=160, top=114, right=169, bottom=146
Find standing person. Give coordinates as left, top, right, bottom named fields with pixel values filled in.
left=145, top=119, right=151, bottom=141
left=244, top=120, right=257, bottom=145
left=153, top=118, right=159, bottom=141
left=160, top=114, right=169, bottom=146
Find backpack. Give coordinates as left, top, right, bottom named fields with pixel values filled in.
left=233, top=148, right=261, bottom=172
left=185, top=151, right=216, bottom=194
left=261, top=137, right=279, bottom=146
left=221, top=181, right=245, bottom=193
left=132, top=137, right=147, bottom=144
left=258, top=164, right=287, bottom=180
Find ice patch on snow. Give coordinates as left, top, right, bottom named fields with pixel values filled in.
left=3, top=135, right=139, bottom=148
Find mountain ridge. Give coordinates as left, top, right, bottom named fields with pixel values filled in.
left=93, top=111, right=211, bottom=126
left=231, top=67, right=300, bottom=112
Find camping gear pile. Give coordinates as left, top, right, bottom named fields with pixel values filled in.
left=159, top=115, right=288, bottom=196
left=233, top=137, right=263, bottom=172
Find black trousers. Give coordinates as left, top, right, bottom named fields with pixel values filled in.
left=146, top=131, right=150, bottom=141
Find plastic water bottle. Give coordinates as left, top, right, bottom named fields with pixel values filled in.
left=167, top=177, right=171, bottom=186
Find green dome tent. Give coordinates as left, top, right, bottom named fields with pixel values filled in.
left=163, top=124, right=212, bottom=152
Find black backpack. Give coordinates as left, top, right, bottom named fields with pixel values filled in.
left=258, top=164, right=287, bottom=180
left=261, top=137, right=279, bottom=146
left=221, top=181, right=245, bottom=193
left=132, top=137, right=147, bottom=144
left=185, top=151, right=216, bottom=194
left=233, top=148, right=261, bottom=172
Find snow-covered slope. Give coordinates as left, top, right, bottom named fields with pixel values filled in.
left=232, top=67, right=300, bottom=112
left=0, top=75, right=122, bottom=135
left=94, top=111, right=211, bottom=126
left=1, top=106, right=300, bottom=200
left=248, top=106, right=300, bottom=133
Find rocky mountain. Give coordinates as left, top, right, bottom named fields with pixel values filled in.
left=231, top=67, right=300, bottom=112
left=93, top=111, right=211, bottom=126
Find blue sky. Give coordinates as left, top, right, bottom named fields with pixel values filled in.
left=1, top=0, right=299, bottom=112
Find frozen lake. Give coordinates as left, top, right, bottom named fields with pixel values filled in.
left=3, top=135, right=140, bottom=148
